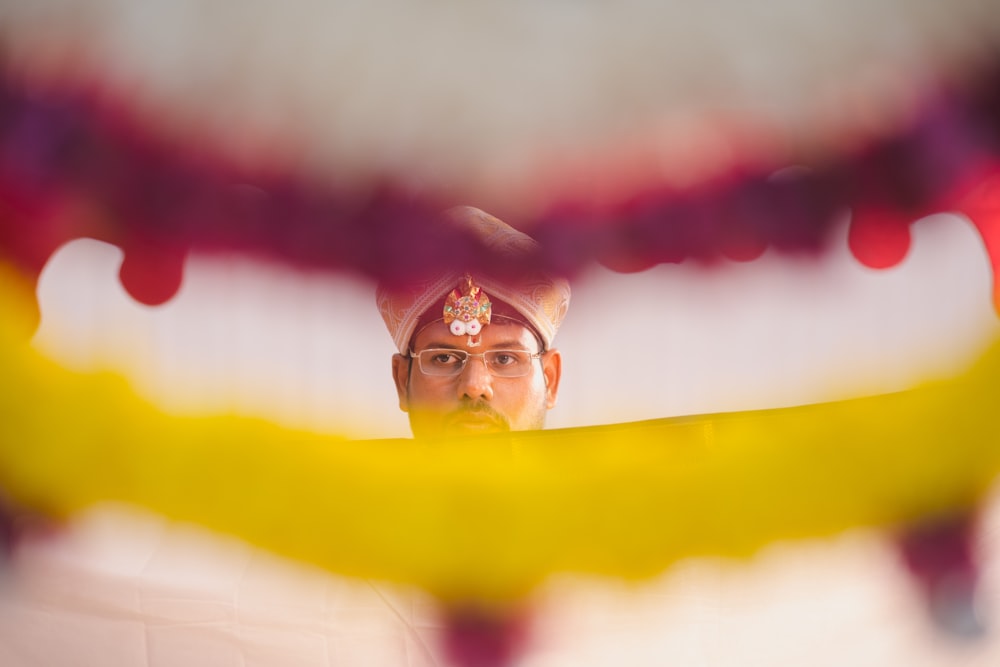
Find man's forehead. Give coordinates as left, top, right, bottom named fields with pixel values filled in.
left=412, top=319, right=540, bottom=350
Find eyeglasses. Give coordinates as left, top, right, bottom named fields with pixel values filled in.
left=410, top=348, right=542, bottom=378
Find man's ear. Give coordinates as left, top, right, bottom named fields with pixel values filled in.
left=541, top=349, right=562, bottom=409
left=391, top=354, right=411, bottom=412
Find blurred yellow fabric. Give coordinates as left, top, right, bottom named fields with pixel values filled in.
left=1, top=263, right=998, bottom=602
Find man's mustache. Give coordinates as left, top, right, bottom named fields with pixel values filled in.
left=445, top=400, right=511, bottom=431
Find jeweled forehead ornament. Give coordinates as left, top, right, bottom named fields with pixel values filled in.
left=443, top=273, right=492, bottom=347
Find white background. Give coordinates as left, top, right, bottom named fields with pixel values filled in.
left=32, top=212, right=1000, bottom=438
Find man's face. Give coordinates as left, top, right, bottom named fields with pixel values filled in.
left=392, top=320, right=562, bottom=438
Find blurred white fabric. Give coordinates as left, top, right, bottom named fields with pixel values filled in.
left=1, top=492, right=999, bottom=667
left=0, top=507, right=449, bottom=667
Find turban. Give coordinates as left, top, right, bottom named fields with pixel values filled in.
left=376, top=206, right=571, bottom=353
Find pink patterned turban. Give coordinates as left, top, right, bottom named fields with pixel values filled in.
left=376, top=206, right=571, bottom=353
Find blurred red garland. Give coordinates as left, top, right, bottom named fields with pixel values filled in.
left=0, top=60, right=998, bottom=308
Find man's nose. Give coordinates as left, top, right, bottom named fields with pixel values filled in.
left=457, top=355, right=494, bottom=401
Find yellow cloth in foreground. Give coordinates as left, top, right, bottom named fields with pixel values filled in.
left=0, top=265, right=997, bottom=602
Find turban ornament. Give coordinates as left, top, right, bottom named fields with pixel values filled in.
left=443, top=274, right=493, bottom=346
left=376, top=207, right=570, bottom=354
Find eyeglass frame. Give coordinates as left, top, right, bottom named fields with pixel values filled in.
left=407, top=347, right=544, bottom=378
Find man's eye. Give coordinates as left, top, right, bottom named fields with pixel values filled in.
left=491, top=352, right=520, bottom=366
left=430, top=352, right=462, bottom=365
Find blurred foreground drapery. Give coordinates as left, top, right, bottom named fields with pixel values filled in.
left=1, top=263, right=998, bottom=602
left=2, top=3, right=1000, bottom=664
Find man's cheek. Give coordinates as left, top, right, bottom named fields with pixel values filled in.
left=409, top=386, right=449, bottom=411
